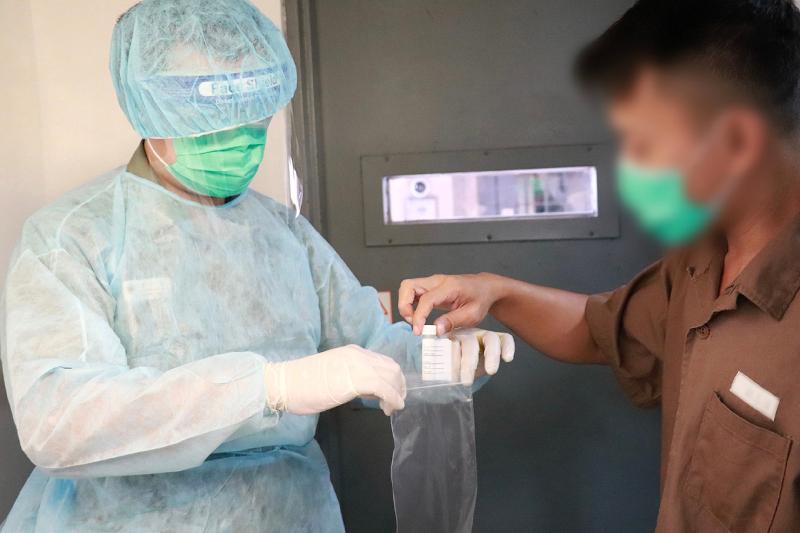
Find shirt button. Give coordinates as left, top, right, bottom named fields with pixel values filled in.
left=697, top=324, right=711, bottom=339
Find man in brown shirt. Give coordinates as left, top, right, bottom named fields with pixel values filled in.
left=398, top=0, right=800, bottom=531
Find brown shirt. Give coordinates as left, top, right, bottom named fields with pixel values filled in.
left=586, top=218, right=800, bottom=533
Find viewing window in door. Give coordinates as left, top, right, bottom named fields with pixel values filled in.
left=361, top=145, right=619, bottom=246
left=382, top=167, right=597, bottom=225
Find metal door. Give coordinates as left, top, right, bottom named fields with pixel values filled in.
left=291, top=1, right=662, bottom=531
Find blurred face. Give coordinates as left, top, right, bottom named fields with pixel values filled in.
left=610, top=69, right=702, bottom=169
left=608, top=67, right=768, bottom=225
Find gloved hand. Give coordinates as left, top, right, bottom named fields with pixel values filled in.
left=264, top=345, right=407, bottom=416
left=451, top=328, right=515, bottom=384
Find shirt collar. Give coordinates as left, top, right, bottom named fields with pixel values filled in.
left=687, top=215, right=800, bottom=320
left=735, top=215, right=800, bottom=320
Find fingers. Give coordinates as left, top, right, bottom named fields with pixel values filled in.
left=353, top=347, right=407, bottom=413
left=397, top=278, right=422, bottom=322
left=368, top=349, right=405, bottom=371
left=450, top=329, right=514, bottom=383
left=455, top=334, right=479, bottom=385
left=373, top=362, right=407, bottom=398
left=411, top=284, right=458, bottom=335
left=500, top=333, right=515, bottom=362
left=356, top=348, right=406, bottom=394
left=481, top=331, right=501, bottom=375
left=434, top=304, right=482, bottom=336
left=398, top=276, right=442, bottom=323
left=372, top=379, right=406, bottom=415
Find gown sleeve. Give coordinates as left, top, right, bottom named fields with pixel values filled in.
left=1, top=222, right=280, bottom=479
left=290, top=216, right=421, bottom=373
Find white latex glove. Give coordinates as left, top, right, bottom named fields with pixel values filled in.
left=451, top=328, right=515, bottom=385
left=264, top=345, right=407, bottom=416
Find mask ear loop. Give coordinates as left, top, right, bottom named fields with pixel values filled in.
left=145, top=139, right=172, bottom=172
left=145, top=138, right=201, bottom=196
left=144, top=139, right=204, bottom=201
left=144, top=139, right=241, bottom=209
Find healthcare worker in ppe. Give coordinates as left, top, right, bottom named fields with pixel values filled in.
left=0, top=1, right=513, bottom=531
left=400, top=1, right=800, bottom=531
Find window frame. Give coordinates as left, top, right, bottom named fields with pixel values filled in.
left=382, top=166, right=599, bottom=225
left=361, top=144, right=619, bottom=246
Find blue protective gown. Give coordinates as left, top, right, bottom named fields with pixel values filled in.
left=0, top=147, right=419, bottom=532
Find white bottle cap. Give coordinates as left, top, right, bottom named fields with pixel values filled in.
left=422, top=325, right=438, bottom=335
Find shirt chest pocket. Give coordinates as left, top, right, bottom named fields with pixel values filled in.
left=682, top=393, right=791, bottom=533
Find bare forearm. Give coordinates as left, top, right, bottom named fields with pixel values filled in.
left=485, top=274, right=604, bottom=364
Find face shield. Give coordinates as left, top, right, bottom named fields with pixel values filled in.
left=112, top=0, right=301, bottom=214
left=111, top=0, right=297, bottom=139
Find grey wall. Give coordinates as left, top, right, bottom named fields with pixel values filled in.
left=310, top=1, right=663, bottom=531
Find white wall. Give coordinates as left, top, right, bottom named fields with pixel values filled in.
left=0, top=1, right=45, bottom=284
left=0, top=0, right=288, bottom=518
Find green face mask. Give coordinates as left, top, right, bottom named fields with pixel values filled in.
left=616, top=159, right=716, bottom=246
left=167, top=123, right=268, bottom=198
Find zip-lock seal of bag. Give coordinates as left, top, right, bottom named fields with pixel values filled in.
left=421, top=325, right=456, bottom=382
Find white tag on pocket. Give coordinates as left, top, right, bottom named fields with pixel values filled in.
left=730, top=371, right=780, bottom=421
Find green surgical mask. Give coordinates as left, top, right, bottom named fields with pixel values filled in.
left=167, top=123, right=268, bottom=198
left=616, top=159, right=716, bottom=246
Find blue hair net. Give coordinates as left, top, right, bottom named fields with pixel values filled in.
left=110, top=0, right=297, bottom=138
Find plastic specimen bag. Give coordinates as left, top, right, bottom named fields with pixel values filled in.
left=390, top=378, right=477, bottom=533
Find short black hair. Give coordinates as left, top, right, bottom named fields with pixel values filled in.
left=575, top=0, right=800, bottom=135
